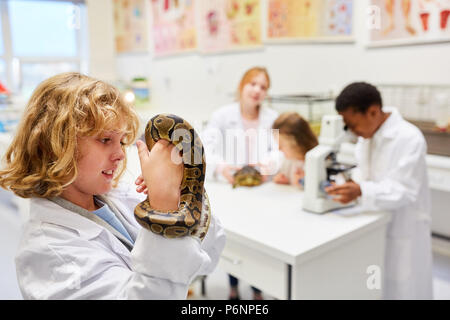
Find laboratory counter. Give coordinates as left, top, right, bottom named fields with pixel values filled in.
left=205, top=180, right=391, bottom=300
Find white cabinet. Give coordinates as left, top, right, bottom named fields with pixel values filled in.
left=219, top=238, right=288, bottom=300
left=207, top=181, right=390, bottom=299
left=427, top=155, right=450, bottom=193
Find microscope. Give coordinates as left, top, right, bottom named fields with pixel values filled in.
left=302, top=115, right=356, bottom=214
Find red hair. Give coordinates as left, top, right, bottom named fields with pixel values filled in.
left=237, top=67, right=271, bottom=99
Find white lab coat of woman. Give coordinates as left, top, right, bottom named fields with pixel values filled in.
left=201, top=102, right=280, bottom=180
left=354, top=107, right=433, bottom=299
left=15, top=182, right=226, bottom=299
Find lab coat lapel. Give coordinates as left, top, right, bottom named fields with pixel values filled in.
left=227, top=103, right=274, bottom=130
left=368, top=108, right=400, bottom=181
left=259, top=106, right=273, bottom=128
left=48, top=197, right=134, bottom=262
left=228, top=103, right=243, bottom=129
left=357, top=109, right=400, bottom=181
left=32, top=198, right=103, bottom=240
left=358, top=138, right=372, bottom=181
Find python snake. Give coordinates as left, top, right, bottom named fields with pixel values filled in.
left=134, top=114, right=211, bottom=241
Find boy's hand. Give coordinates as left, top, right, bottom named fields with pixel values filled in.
left=136, top=139, right=183, bottom=211
left=325, top=181, right=361, bottom=204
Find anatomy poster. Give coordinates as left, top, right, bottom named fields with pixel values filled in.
left=369, top=0, right=450, bottom=46
left=198, top=0, right=262, bottom=53
left=113, top=0, right=149, bottom=53
left=150, top=0, right=198, bottom=57
left=267, top=0, right=353, bottom=41
left=323, top=0, right=353, bottom=36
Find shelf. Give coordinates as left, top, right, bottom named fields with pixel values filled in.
left=407, top=119, right=450, bottom=157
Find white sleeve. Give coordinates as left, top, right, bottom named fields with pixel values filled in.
left=201, top=110, right=227, bottom=180
left=16, top=215, right=225, bottom=300
left=116, top=184, right=226, bottom=297
left=196, top=214, right=226, bottom=275
left=130, top=219, right=224, bottom=289
left=262, top=110, right=281, bottom=176
left=358, top=138, right=426, bottom=211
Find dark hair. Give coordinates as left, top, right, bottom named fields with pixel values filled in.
left=335, top=82, right=382, bottom=113
left=272, top=112, right=318, bottom=155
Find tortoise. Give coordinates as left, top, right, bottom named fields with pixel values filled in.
left=232, top=165, right=263, bottom=188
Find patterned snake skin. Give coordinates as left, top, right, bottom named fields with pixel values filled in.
left=134, top=114, right=211, bottom=241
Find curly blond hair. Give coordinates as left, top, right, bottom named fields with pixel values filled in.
left=0, top=72, right=139, bottom=198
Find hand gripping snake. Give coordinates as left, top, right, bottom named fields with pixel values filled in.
left=134, top=114, right=211, bottom=241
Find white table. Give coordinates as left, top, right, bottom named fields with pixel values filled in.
left=205, top=180, right=391, bottom=300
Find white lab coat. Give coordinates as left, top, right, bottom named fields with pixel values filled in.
left=354, top=107, right=433, bottom=300
left=201, top=102, right=280, bottom=179
left=15, top=182, right=226, bottom=300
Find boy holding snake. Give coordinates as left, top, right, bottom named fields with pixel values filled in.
left=0, top=72, right=225, bottom=299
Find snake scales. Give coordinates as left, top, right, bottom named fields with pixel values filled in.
left=134, top=114, right=211, bottom=241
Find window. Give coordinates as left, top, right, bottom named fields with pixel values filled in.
left=0, top=0, right=87, bottom=97
left=0, top=60, right=6, bottom=85
left=0, top=14, right=6, bottom=85
left=0, top=15, right=3, bottom=55
left=21, top=62, right=78, bottom=97
left=9, top=1, right=78, bottom=57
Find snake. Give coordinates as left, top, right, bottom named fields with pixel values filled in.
left=134, top=114, right=211, bottom=241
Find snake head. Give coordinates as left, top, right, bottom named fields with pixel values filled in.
left=148, top=114, right=176, bottom=142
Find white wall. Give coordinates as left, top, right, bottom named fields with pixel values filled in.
left=112, top=0, right=450, bottom=123
left=86, top=0, right=117, bottom=82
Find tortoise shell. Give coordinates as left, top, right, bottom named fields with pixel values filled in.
left=232, top=165, right=263, bottom=188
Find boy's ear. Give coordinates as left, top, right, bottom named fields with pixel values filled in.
left=367, top=104, right=380, bottom=118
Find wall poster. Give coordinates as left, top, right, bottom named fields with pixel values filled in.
left=198, top=0, right=263, bottom=53
left=368, top=0, right=450, bottom=47
left=113, top=0, right=149, bottom=53
left=266, top=0, right=354, bottom=42
left=150, top=0, right=198, bottom=57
